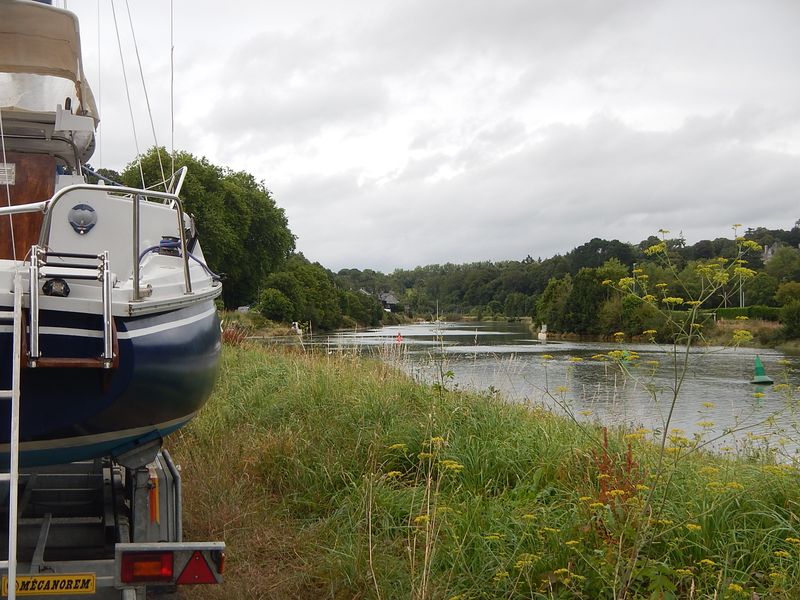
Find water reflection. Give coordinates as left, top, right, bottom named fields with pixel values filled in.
left=317, top=321, right=800, bottom=458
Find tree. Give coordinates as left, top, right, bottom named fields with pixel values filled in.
left=780, top=300, right=800, bottom=339
left=263, top=272, right=307, bottom=321
left=567, top=238, right=636, bottom=271
left=765, top=246, right=800, bottom=283
left=775, top=282, right=800, bottom=306
left=598, top=296, right=623, bottom=334
left=620, top=294, right=664, bottom=338
left=597, top=258, right=628, bottom=301
left=746, top=272, right=779, bottom=307
left=340, top=290, right=383, bottom=326
left=675, top=260, right=738, bottom=308
left=688, top=239, right=714, bottom=260
left=504, top=292, right=534, bottom=318
left=335, top=268, right=387, bottom=294
left=256, top=288, right=295, bottom=322
left=487, top=299, right=503, bottom=316
left=462, top=265, right=498, bottom=306
left=564, top=268, right=604, bottom=334
left=711, top=237, right=738, bottom=260
left=86, top=167, right=122, bottom=185
left=537, top=274, right=572, bottom=332
left=402, top=285, right=433, bottom=316
left=122, top=148, right=295, bottom=308
left=282, top=255, right=341, bottom=330
left=746, top=227, right=774, bottom=247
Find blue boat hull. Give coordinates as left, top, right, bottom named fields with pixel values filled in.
left=1, top=300, right=220, bottom=467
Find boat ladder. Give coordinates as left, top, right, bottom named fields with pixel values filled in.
left=28, top=246, right=117, bottom=369
left=0, top=272, right=24, bottom=599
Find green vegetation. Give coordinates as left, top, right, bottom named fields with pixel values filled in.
left=120, top=148, right=386, bottom=331
left=121, top=148, right=295, bottom=308
left=714, top=306, right=780, bottom=321
left=335, top=226, right=800, bottom=341
left=116, top=148, right=800, bottom=340
left=256, top=254, right=385, bottom=330
left=173, top=344, right=800, bottom=599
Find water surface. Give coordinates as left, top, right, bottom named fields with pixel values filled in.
left=318, top=321, right=800, bottom=457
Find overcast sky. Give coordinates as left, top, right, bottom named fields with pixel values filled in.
left=66, top=0, right=800, bottom=272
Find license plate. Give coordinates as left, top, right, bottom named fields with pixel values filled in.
left=2, top=574, right=96, bottom=596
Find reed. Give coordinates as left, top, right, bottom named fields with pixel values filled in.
left=171, top=344, right=800, bottom=599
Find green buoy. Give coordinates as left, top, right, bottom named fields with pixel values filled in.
left=750, top=355, right=774, bottom=385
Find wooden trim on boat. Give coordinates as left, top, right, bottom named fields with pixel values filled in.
left=26, top=316, right=119, bottom=369
left=0, top=152, right=55, bottom=260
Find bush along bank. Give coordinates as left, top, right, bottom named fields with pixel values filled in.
left=172, top=344, right=800, bottom=599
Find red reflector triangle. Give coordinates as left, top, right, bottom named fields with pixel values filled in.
left=177, top=551, right=216, bottom=585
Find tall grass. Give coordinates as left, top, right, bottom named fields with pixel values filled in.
left=171, top=344, right=800, bottom=599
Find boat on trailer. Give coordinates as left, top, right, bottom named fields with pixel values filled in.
left=0, top=0, right=222, bottom=468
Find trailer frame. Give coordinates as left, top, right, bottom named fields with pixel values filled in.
left=1, top=450, right=223, bottom=599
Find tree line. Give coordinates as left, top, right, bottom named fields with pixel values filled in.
left=337, top=227, right=800, bottom=339
left=108, top=148, right=800, bottom=335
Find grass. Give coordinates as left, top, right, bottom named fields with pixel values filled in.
left=171, top=343, right=800, bottom=599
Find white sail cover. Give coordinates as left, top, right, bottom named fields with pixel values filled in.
left=0, top=0, right=98, bottom=121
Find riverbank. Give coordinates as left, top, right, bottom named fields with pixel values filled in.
left=222, top=309, right=797, bottom=352
left=525, top=317, right=794, bottom=351
left=171, top=343, right=800, bottom=598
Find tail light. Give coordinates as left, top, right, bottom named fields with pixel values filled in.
left=120, top=552, right=174, bottom=583
left=116, top=543, right=224, bottom=587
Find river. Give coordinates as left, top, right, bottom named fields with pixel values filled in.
left=316, top=321, right=800, bottom=458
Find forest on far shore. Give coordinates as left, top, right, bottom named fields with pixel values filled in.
left=337, top=224, right=800, bottom=339
left=105, top=149, right=800, bottom=337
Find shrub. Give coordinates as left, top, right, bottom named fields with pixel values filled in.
left=221, top=321, right=250, bottom=346
left=620, top=294, right=665, bottom=338
left=257, top=288, right=295, bottom=323
left=780, top=300, right=800, bottom=339
left=715, top=306, right=780, bottom=321
left=598, top=296, right=623, bottom=334
left=714, top=307, right=750, bottom=320
left=749, top=305, right=782, bottom=321
left=775, top=282, right=800, bottom=306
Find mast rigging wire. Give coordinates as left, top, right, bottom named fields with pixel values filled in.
left=124, top=0, right=167, bottom=191
left=110, top=0, right=145, bottom=189
left=170, top=0, right=175, bottom=177
left=96, top=0, right=101, bottom=167
left=0, top=109, right=18, bottom=261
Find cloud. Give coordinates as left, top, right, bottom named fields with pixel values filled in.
left=286, top=112, right=800, bottom=271
left=68, top=0, right=800, bottom=274
left=208, top=34, right=390, bottom=142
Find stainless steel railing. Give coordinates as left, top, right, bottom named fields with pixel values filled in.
left=0, top=170, right=194, bottom=299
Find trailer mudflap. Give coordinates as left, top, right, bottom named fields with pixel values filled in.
left=114, top=542, right=224, bottom=588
